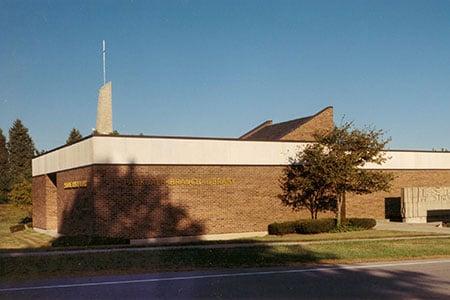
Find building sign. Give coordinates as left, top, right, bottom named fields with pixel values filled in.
left=402, top=186, right=450, bottom=223
left=116, top=178, right=235, bottom=187
left=166, top=178, right=235, bottom=186
left=64, top=180, right=88, bottom=189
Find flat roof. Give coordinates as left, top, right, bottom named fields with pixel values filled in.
left=32, top=135, right=450, bottom=177
left=35, top=133, right=450, bottom=159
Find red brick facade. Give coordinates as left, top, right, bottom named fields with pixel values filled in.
left=32, top=164, right=450, bottom=239
left=346, top=170, right=450, bottom=219
left=32, top=174, right=57, bottom=230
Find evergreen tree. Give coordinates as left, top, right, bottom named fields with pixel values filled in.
left=8, top=178, right=32, bottom=206
left=110, top=130, right=119, bottom=136
left=7, top=119, right=35, bottom=184
left=66, top=128, right=83, bottom=145
left=0, top=128, right=9, bottom=202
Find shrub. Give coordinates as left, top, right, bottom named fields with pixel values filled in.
left=8, top=178, right=31, bottom=206
left=296, top=218, right=336, bottom=234
left=345, top=218, right=376, bottom=229
left=19, top=215, right=32, bottom=225
left=10, top=224, right=26, bottom=233
left=268, top=218, right=376, bottom=235
left=268, top=221, right=299, bottom=235
left=51, top=235, right=130, bottom=247
left=268, top=218, right=337, bottom=235
left=0, top=194, right=8, bottom=204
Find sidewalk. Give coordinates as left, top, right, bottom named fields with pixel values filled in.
left=375, top=222, right=450, bottom=234
left=2, top=234, right=450, bottom=258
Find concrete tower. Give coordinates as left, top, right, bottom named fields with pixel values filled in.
left=95, top=81, right=113, bottom=134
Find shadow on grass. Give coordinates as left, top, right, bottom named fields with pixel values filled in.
left=1, top=244, right=335, bottom=280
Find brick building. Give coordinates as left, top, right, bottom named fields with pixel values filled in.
left=32, top=106, right=450, bottom=242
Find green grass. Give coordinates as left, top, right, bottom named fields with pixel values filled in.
left=0, top=204, right=446, bottom=252
left=245, top=229, right=444, bottom=243
left=2, top=204, right=450, bottom=283
left=2, top=237, right=450, bottom=282
left=0, top=204, right=52, bottom=249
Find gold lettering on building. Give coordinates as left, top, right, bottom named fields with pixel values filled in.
left=64, top=180, right=88, bottom=189
left=166, top=178, right=235, bottom=186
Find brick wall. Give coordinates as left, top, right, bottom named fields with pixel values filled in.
left=45, top=175, right=58, bottom=230
left=32, top=175, right=47, bottom=229
left=34, top=164, right=450, bottom=239
left=346, top=170, right=450, bottom=219
left=282, top=106, right=334, bottom=141
left=32, top=174, right=57, bottom=230
left=56, top=167, right=93, bottom=235
left=52, top=165, right=330, bottom=238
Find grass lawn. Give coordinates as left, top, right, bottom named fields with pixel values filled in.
left=0, top=204, right=447, bottom=251
left=0, top=205, right=52, bottom=249
left=2, top=204, right=450, bottom=282
left=242, top=229, right=444, bottom=243
left=2, top=237, right=450, bottom=282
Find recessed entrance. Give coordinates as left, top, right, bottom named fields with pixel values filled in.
left=385, top=197, right=402, bottom=222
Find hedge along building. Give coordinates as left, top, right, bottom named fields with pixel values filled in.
left=32, top=83, right=450, bottom=241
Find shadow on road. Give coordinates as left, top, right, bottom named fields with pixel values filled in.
left=155, top=261, right=450, bottom=299
left=2, top=259, right=450, bottom=299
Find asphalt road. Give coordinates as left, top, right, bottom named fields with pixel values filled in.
left=1, top=259, right=450, bottom=299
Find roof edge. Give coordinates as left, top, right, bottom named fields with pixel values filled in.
left=33, top=134, right=94, bottom=158
left=273, top=106, right=334, bottom=128
left=239, top=120, right=273, bottom=139
left=278, top=106, right=334, bottom=138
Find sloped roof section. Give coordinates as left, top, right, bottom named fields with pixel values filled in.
left=240, top=116, right=313, bottom=140
left=240, top=106, right=333, bottom=141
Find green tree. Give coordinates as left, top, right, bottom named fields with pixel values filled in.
left=316, top=122, right=394, bottom=226
left=280, top=122, right=393, bottom=226
left=8, top=178, right=32, bottom=206
left=66, top=128, right=83, bottom=145
left=0, top=128, right=9, bottom=202
left=279, top=144, right=336, bottom=219
left=7, top=119, right=35, bottom=184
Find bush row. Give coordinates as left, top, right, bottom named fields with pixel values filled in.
left=268, top=218, right=376, bottom=235
left=343, top=218, right=376, bottom=230
left=51, top=235, right=130, bottom=247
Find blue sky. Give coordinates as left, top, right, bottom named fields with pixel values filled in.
left=1, top=0, right=450, bottom=151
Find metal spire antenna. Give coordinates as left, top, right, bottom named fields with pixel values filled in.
left=102, top=40, right=106, bottom=84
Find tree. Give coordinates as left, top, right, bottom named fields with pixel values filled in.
left=35, top=149, right=47, bottom=155
left=316, top=122, right=394, bottom=226
left=8, top=178, right=32, bottom=206
left=7, top=119, right=35, bottom=184
left=0, top=128, right=9, bottom=202
left=66, top=128, right=82, bottom=145
left=279, top=144, right=336, bottom=219
left=280, top=122, right=394, bottom=226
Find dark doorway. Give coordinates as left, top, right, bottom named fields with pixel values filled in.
left=427, top=210, right=450, bottom=223
left=385, top=197, right=402, bottom=222
left=47, top=172, right=57, bottom=186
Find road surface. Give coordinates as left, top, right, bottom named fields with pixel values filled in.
left=1, top=259, right=450, bottom=299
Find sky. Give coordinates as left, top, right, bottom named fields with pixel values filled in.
left=1, top=0, right=450, bottom=151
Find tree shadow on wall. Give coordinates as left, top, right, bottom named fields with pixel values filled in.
left=57, top=163, right=204, bottom=240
